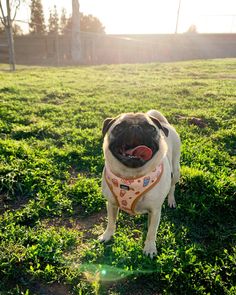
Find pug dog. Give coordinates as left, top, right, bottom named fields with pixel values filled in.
left=99, top=110, right=181, bottom=258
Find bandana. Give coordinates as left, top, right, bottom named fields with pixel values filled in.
left=105, top=163, right=163, bottom=215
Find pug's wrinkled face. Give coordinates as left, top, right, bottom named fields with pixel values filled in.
left=104, top=113, right=160, bottom=168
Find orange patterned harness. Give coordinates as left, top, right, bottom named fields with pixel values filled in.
left=105, top=163, right=163, bottom=215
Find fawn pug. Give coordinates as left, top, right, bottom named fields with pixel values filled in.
left=100, top=110, right=181, bottom=258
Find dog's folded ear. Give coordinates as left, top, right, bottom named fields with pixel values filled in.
left=148, top=116, right=169, bottom=137
left=102, top=117, right=116, bottom=137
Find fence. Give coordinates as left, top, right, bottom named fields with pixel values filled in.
left=1, top=32, right=236, bottom=65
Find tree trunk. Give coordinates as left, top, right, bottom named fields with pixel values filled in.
left=6, top=0, right=16, bottom=71
left=71, top=0, right=82, bottom=63
left=6, top=25, right=15, bottom=71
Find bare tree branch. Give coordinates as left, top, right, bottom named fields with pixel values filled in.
left=0, top=0, right=21, bottom=25
left=0, top=18, right=5, bottom=26
left=12, top=0, right=20, bottom=21
left=0, top=1, right=7, bottom=26
left=0, top=16, right=6, bottom=26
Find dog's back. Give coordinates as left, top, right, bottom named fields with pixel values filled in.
left=147, top=109, right=180, bottom=185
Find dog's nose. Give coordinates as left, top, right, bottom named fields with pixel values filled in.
left=128, top=125, right=143, bottom=142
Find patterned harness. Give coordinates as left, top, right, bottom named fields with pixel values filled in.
left=105, top=163, right=163, bottom=215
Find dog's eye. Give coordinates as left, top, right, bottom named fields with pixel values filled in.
left=150, top=125, right=156, bottom=132
left=114, top=124, right=124, bottom=132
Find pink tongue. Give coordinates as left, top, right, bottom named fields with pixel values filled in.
left=126, top=145, right=153, bottom=161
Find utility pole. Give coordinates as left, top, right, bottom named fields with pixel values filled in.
left=175, top=0, right=182, bottom=34
left=71, top=0, right=82, bottom=63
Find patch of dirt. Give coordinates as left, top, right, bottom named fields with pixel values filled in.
left=29, top=281, right=71, bottom=295
left=0, top=194, right=6, bottom=213
left=0, top=194, right=29, bottom=214
left=188, top=117, right=207, bottom=128
left=1, top=279, right=71, bottom=295
left=106, top=277, right=162, bottom=295
left=175, top=115, right=207, bottom=128
left=67, top=166, right=92, bottom=185
left=216, top=74, right=236, bottom=80
left=43, top=209, right=107, bottom=239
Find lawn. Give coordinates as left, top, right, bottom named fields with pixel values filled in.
left=0, top=59, right=235, bottom=294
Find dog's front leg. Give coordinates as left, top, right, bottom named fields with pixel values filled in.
left=143, top=208, right=162, bottom=258
left=99, top=202, right=119, bottom=242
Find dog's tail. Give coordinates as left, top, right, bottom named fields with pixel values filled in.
left=147, top=110, right=169, bottom=124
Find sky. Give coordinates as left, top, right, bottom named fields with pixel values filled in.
left=16, top=0, right=236, bottom=34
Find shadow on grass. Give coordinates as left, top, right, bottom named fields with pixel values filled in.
left=76, top=166, right=236, bottom=294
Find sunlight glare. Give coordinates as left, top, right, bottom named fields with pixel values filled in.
left=18, top=0, right=236, bottom=34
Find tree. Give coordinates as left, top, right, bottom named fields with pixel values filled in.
left=0, top=20, right=22, bottom=35
left=29, top=0, right=46, bottom=34
left=60, top=7, right=67, bottom=34
left=80, top=13, right=105, bottom=33
left=62, top=16, right=71, bottom=34
left=13, top=23, right=23, bottom=35
left=0, top=0, right=22, bottom=70
left=48, top=5, right=59, bottom=34
left=62, top=13, right=105, bottom=34
left=186, top=24, right=198, bottom=34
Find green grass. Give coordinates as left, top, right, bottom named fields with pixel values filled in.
left=0, top=59, right=235, bottom=294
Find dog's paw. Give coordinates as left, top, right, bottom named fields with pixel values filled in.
left=143, top=241, right=157, bottom=259
left=168, top=195, right=176, bottom=208
left=98, top=231, right=113, bottom=243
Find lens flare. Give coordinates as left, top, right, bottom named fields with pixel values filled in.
left=70, top=262, right=154, bottom=283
